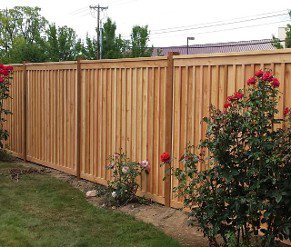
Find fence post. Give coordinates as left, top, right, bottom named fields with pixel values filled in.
left=23, top=62, right=28, bottom=162
left=76, top=58, right=82, bottom=178
left=164, top=52, right=179, bottom=207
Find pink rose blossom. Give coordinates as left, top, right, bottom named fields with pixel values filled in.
left=140, top=160, right=150, bottom=173
left=122, top=166, right=129, bottom=174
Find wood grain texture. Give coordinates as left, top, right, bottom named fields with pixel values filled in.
left=79, top=59, right=168, bottom=204
left=6, top=50, right=291, bottom=208
left=170, top=50, right=291, bottom=207
left=25, top=63, right=77, bottom=175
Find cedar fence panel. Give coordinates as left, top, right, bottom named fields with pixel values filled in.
left=79, top=57, right=170, bottom=204
left=25, top=62, right=78, bottom=175
left=4, top=49, right=291, bottom=207
left=171, top=49, right=291, bottom=208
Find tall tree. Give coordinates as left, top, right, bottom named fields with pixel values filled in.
left=45, top=24, right=59, bottom=61
left=130, top=25, right=153, bottom=58
left=46, top=24, right=81, bottom=61
left=80, top=35, right=97, bottom=60
left=5, top=36, right=47, bottom=63
left=0, top=6, right=48, bottom=62
left=101, top=18, right=124, bottom=59
left=0, top=6, right=155, bottom=62
left=272, top=11, right=291, bottom=49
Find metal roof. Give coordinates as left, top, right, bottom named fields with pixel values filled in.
left=152, top=39, right=275, bottom=56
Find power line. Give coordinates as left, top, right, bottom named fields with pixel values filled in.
left=74, top=10, right=91, bottom=17
left=151, top=9, right=289, bottom=33
left=69, top=7, right=87, bottom=13
left=151, top=12, right=289, bottom=35
left=195, top=19, right=290, bottom=36
left=150, top=19, right=290, bottom=40
left=119, top=9, right=290, bottom=39
left=69, top=7, right=89, bottom=15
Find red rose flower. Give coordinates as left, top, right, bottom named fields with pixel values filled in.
left=5, top=66, right=13, bottom=71
left=233, top=91, right=244, bottom=100
left=284, top=107, right=290, bottom=116
left=262, top=71, right=273, bottom=82
left=271, top=78, right=280, bottom=88
left=224, top=102, right=231, bottom=108
left=0, top=69, right=9, bottom=76
left=0, top=77, right=4, bottom=83
left=160, top=152, right=171, bottom=163
left=255, top=70, right=264, bottom=78
left=247, top=76, right=256, bottom=85
left=227, top=95, right=235, bottom=102
left=227, top=91, right=243, bottom=102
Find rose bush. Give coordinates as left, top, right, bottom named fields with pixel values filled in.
left=162, top=69, right=291, bottom=246
left=106, top=151, right=150, bottom=206
left=0, top=64, right=13, bottom=151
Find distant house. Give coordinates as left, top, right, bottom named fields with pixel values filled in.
left=152, top=39, right=275, bottom=56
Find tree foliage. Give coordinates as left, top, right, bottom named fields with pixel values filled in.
left=0, top=6, right=47, bottom=63
left=100, top=19, right=152, bottom=59
left=130, top=25, right=153, bottom=58
left=46, top=24, right=81, bottom=61
left=101, top=18, right=125, bottom=59
left=80, top=36, right=97, bottom=60
left=0, top=7, right=153, bottom=62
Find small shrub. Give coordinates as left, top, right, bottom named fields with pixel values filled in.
left=0, top=149, right=15, bottom=162
left=106, top=151, right=150, bottom=206
left=162, top=69, right=291, bottom=247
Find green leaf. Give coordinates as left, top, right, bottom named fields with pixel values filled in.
left=275, top=194, right=282, bottom=203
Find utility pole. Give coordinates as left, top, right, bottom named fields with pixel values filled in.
left=89, top=4, right=108, bottom=60
left=100, top=25, right=103, bottom=59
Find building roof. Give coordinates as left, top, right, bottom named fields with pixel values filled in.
left=152, top=39, right=275, bottom=56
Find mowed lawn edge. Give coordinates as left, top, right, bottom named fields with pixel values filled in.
left=0, top=161, right=181, bottom=247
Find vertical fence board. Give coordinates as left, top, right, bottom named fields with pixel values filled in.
left=22, top=63, right=78, bottom=175
left=171, top=50, right=291, bottom=207
left=6, top=50, right=291, bottom=208
left=79, top=58, right=169, bottom=204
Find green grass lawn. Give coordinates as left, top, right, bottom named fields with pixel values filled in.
left=0, top=161, right=181, bottom=247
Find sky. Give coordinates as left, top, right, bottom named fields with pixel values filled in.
left=2, top=0, right=291, bottom=47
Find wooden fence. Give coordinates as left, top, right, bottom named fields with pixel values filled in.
left=4, top=49, right=291, bottom=208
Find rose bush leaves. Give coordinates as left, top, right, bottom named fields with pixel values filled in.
left=162, top=69, right=291, bottom=247
left=0, top=64, right=13, bottom=150
left=106, top=151, right=150, bottom=206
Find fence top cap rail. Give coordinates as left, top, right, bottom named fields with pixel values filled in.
left=9, top=63, right=24, bottom=67
left=9, top=56, right=167, bottom=67
left=81, top=55, right=167, bottom=64
left=173, top=48, right=291, bottom=60
left=23, top=61, right=77, bottom=66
